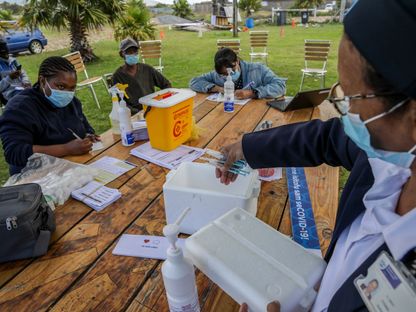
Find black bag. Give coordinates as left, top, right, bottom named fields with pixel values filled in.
left=0, top=183, right=56, bottom=263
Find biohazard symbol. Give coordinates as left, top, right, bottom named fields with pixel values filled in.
left=173, top=120, right=182, bottom=137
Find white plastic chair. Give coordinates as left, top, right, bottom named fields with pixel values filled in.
left=217, top=39, right=241, bottom=55
left=249, top=31, right=269, bottom=64
left=299, top=40, right=331, bottom=91
left=63, top=51, right=107, bottom=109
left=139, top=40, right=164, bottom=73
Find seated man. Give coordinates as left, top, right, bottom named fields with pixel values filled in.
left=112, top=38, right=172, bottom=114
left=0, top=56, right=99, bottom=175
left=0, top=39, right=31, bottom=102
left=189, top=48, right=286, bottom=99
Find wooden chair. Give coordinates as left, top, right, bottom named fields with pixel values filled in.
left=63, top=51, right=107, bottom=109
left=299, top=40, right=331, bottom=91
left=139, top=40, right=163, bottom=72
left=249, top=31, right=269, bottom=64
left=217, top=39, right=241, bottom=55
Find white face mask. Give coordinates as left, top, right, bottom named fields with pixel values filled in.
left=341, top=99, right=416, bottom=168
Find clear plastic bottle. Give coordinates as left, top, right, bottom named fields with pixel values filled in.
left=223, top=68, right=234, bottom=113
left=118, top=93, right=134, bottom=146
left=109, top=91, right=120, bottom=135
left=162, top=208, right=200, bottom=312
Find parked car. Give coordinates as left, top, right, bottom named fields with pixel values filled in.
left=0, top=23, right=47, bottom=55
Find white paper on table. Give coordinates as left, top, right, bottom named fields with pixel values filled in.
left=258, top=168, right=282, bottom=182
left=71, top=180, right=121, bottom=211
left=206, top=93, right=251, bottom=106
left=91, top=141, right=105, bottom=151
left=130, top=142, right=205, bottom=170
left=89, top=156, right=136, bottom=184
left=113, top=234, right=186, bottom=260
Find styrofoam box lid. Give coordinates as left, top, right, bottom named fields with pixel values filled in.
left=185, top=208, right=327, bottom=312
left=138, top=88, right=196, bottom=108
left=164, top=162, right=259, bottom=199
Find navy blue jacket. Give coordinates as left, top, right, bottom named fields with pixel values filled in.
left=0, top=84, right=94, bottom=175
left=243, top=118, right=383, bottom=311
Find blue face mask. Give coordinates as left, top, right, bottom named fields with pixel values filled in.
left=341, top=99, right=416, bottom=168
left=125, top=54, right=139, bottom=65
left=231, top=70, right=240, bottom=82
left=44, top=80, right=75, bottom=108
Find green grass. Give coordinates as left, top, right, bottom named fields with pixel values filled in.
left=0, top=24, right=345, bottom=184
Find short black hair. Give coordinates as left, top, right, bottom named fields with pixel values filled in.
left=38, top=56, right=76, bottom=80
left=214, top=48, right=238, bottom=73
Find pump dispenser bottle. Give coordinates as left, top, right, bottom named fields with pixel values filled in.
left=223, top=68, right=235, bottom=113
left=118, top=92, right=134, bottom=146
left=162, top=208, right=200, bottom=312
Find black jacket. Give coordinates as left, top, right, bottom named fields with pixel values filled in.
left=0, top=84, right=94, bottom=175
left=242, top=118, right=410, bottom=311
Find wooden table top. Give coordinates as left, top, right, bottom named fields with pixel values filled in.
left=0, top=93, right=340, bottom=312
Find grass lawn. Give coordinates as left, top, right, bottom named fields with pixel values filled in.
left=0, top=24, right=348, bottom=187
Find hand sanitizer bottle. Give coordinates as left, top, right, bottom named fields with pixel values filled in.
left=224, top=68, right=235, bottom=113
left=162, top=208, right=200, bottom=312
left=118, top=92, right=134, bottom=146
left=109, top=89, right=120, bottom=135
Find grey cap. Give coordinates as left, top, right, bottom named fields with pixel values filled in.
left=119, top=38, right=138, bottom=52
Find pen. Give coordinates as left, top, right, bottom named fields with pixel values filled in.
left=67, top=128, right=82, bottom=140
left=242, top=81, right=255, bottom=90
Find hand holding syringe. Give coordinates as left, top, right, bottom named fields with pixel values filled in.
left=202, top=149, right=250, bottom=176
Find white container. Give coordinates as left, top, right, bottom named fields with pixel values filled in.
left=185, top=208, right=327, bottom=312
left=224, top=68, right=234, bottom=113
left=162, top=208, right=200, bottom=312
left=109, top=91, right=120, bottom=135
left=118, top=99, right=134, bottom=146
left=163, top=162, right=260, bottom=235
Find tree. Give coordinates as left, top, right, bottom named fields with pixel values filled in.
left=21, top=0, right=124, bottom=62
left=114, top=0, right=155, bottom=42
left=0, top=9, right=12, bottom=20
left=238, top=0, right=262, bottom=17
left=294, top=0, right=325, bottom=8
left=172, top=0, right=193, bottom=19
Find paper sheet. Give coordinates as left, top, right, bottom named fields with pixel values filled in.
left=89, top=156, right=136, bottom=184
left=71, top=180, right=121, bottom=211
left=206, top=93, right=251, bottom=106
left=130, top=142, right=205, bottom=170
left=113, top=234, right=186, bottom=260
left=91, top=141, right=105, bottom=151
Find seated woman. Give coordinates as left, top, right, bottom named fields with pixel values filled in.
left=189, top=48, right=286, bottom=99
left=0, top=56, right=99, bottom=175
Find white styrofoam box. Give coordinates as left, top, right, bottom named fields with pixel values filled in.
left=163, top=162, right=260, bottom=235
left=185, top=208, right=327, bottom=312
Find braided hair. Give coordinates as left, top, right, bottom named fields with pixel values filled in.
left=38, top=56, right=76, bottom=81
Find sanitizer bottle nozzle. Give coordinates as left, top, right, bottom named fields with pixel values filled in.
left=163, top=207, right=191, bottom=252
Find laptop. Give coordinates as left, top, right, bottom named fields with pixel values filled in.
left=267, top=88, right=331, bottom=112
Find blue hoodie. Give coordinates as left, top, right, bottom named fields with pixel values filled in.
left=189, top=60, right=286, bottom=99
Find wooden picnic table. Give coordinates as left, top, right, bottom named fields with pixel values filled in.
left=0, top=93, right=339, bottom=312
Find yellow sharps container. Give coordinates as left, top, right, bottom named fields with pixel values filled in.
left=139, top=88, right=196, bottom=151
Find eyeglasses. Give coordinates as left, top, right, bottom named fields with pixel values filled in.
left=327, top=82, right=399, bottom=115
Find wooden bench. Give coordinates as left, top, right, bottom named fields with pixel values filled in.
left=0, top=95, right=339, bottom=311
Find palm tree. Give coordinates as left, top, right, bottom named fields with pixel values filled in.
left=238, top=0, right=262, bottom=17
left=21, top=0, right=124, bottom=62
left=114, top=0, right=156, bottom=42
left=172, top=0, right=193, bottom=19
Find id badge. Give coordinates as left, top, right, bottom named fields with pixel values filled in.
left=354, top=251, right=416, bottom=312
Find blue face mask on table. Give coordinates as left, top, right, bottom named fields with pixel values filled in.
left=125, top=54, right=139, bottom=65
left=341, top=99, right=416, bottom=168
left=44, top=80, right=75, bottom=108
